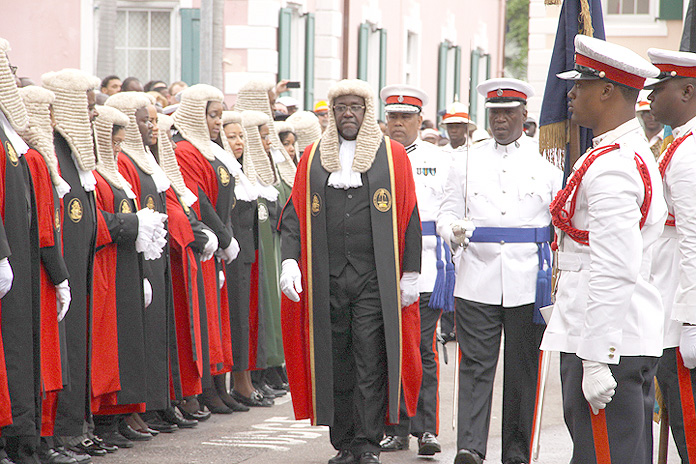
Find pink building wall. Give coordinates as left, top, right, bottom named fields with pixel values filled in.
left=2, top=0, right=83, bottom=84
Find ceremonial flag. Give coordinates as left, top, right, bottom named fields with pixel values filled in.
left=682, top=0, right=696, bottom=52
left=538, top=0, right=605, bottom=173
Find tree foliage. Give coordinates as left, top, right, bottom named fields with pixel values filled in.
left=505, top=0, right=529, bottom=79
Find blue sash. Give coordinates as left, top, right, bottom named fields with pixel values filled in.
left=421, top=221, right=455, bottom=312
left=469, top=226, right=552, bottom=324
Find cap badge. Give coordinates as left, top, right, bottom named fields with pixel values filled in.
left=671, top=71, right=678, bottom=77
left=496, top=89, right=503, bottom=97
left=397, top=95, right=404, bottom=103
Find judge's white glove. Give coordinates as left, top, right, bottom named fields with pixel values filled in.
left=450, top=218, right=476, bottom=249
left=201, top=229, right=218, bottom=262
left=56, top=279, right=71, bottom=322
left=0, top=257, right=13, bottom=298
left=680, top=325, right=696, bottom=369
left=219, top=238, right=240, bottom=264
left=218, top=270, right=225, bottom=290
left=143, top=278, right=153, bottom=308
left=135, top=209, right=167, bottom=258
left=400, top=272, right=420, bottom=308
left=280, top=259, right=302, bottom=302
left=582, top=360, right=617, bottom=415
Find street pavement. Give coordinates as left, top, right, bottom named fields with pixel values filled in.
left=95, top=343, right=680, bottom=464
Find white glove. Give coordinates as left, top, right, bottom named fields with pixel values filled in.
left=280, top=259, right=302, bottom=302
left=582, top=360, right=617, bottom=415
left=218, top=270, right=225, bottom=290
left=56, top=279, right=71, bottom=322
left=219, top=238, right=240, bottom=264
left=0, top=257, right=13, bottom=298
left=451, top=218, right=476, bottom=249
left=143, top=278, right=153, bottom=308
left=680, top=325, right=696, bottom=369
left=400, top=271, right=420, bottom=308
left=201, top=229, right=218, bottom=262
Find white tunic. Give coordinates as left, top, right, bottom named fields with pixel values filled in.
left=650, top=115, right=696, bottom=349
left=407, top=138, right=453, bottom=293
left=437, top=134, right=562, bottom=307
left=541, top=119, right=667, bottom=363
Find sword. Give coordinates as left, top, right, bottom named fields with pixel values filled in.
left=531, top=350, right=551, bottom=461
left=452, top=341, right=459, bottom=430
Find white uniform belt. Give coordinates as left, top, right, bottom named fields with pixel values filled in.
left=557, top=251, right=591, bottom=271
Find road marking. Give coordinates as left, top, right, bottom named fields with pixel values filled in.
left=201, top=416, right=328, bottom=451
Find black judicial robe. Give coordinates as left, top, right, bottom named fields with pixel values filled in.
left=0, top=124, right=41, bottom=437
left=118, top=152, right=175, bottom=411
left=53, top=131, right=97, bottom=436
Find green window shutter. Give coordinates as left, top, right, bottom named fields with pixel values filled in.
left=180, top=8, right=200, bottom=85
left=437, top=42, right=449, bottom=123
left=469, top=48, right=481, bottom=128
left=453, top=45, right=461, bottom=102
left=659, top=0, right=683, bottom=20
left=278, top=8, right=292, bottom=82
left=304, top=12, right=315, bottom=109
left=378, top=29, right=387, bottom=119
left=358, top=23, right=370, bottom=80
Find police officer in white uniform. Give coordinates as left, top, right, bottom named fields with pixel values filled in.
left=646, top=47, right=696, bottom=463
left=542, top=35, right=666, bottom=464
left=440, top=102, right=477, bottom=155
left=377, top=85, right=449, bottom=457
left=437, top=78, right=562, bottom=464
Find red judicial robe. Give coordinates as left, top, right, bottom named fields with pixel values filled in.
left=24, top=148, right=69, bottom=437
left=91, top=173, right=146, bottom=415
left=175, top=140, right=233, bottom=375
left=165, top=188, right=204, bottom=398
left=280, top=137, right=422, bottom=426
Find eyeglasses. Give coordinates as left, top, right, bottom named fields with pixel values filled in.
left=9, top=65, right=17, bottom=76
left=112, top=140, right=123, bottom=149
left=333, top=104, right=365, bottom=115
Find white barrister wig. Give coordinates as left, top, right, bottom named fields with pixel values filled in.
left=222, top=110, right=242, bottom=126
left=104, top=91, right=155, bottom=175
left=321, top=79, right=383, bottom=174
left=274, top=120, right=298, bottom=161
left=234, top=79, right=296, bottom=186
left=94, top=105, right=130, bottom=191
left=172, top=84, right=226, bottom=162
left=0, top=38, right=28, bottom=133
left=19, top=86, right=65, bottom=188
left=287, top=110, right=322, bottom=154
left=240, top=110, right=273, bottom=186
left=42, top=68, right=100, bottom=172
left=156, top=113, right=195, bottom=204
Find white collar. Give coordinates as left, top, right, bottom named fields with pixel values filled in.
left=327, top=137, right=363, bottom=189
left=592, top=118, right=642, bottom=148
left=673, top=114, right=696, bottom=139
left=493, top=134, right=523, bottom=153
left=144, top=147, right=171, bottom=193
left=0, top=111, right=28, bottom=156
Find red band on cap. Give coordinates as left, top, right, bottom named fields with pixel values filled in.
left=443, top=112, right=471, bottom=121
left=576, top=53, right=646, bottom=89
left=655, top=63, right=696, bottom=78
left=486, top=89, right=527, bottom=100
left=385, top=95, right=423, bottom=107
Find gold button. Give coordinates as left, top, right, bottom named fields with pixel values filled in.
left=608, top=353, right=615, bottom=359
left=609, top=347, right=616, bottom=352
left=500, top=240, right=505, bottom=245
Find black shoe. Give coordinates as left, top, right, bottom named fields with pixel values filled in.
left=231, top=389, right=273, bottom=407
left=37, top=448, right=76, bottom=464
left=199, top=390, right=234, bottom=414
left=219, top=391, right=251, bottom=412
left=442, top=331, right=456, bottom=343
left=358, top=452, right=380, bottom=464
left=68, top=440, right=106, bottom=458
left=178, top=405, right=211, bottom=422
left=97, top=430, right=133, bottom=449
left=144, top=416, right=179, bottom=433
left=54, top=448, right=90, bottom=464
left=328, top=449, right=355, bottom=464
left=0, top=451, right=14, bottom=464
left=417, top=432, right=441, bottom=456
left=160, top=407, right=198, bottom=428
left=454, top=449, right=484, bottom=464
left=89, top=435, right=117, bottom=453
left=259, top=383, right=286, bottom=398
left=379, top=435, right=409, bottom=452
left=117, top=421, right=153, bottom=442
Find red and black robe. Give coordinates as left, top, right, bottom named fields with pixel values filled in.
left=280, top=137, right=423, bottom=426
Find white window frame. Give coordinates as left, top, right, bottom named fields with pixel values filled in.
left=115, top=1, right=179, bottom=82
left=288, top=4, right=307, bottom=108
left=602, top=0, right=668, bottom=36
